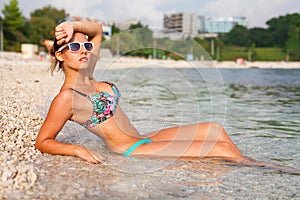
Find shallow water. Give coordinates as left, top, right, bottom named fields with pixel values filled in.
left=56, top=67, right=300, bottom=199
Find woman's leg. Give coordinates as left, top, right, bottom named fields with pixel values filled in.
left=145, top=122, right=241, bottom=154
left=146, top=122, right=230, bottom=141
left=130, top=140, right=243, bottom=160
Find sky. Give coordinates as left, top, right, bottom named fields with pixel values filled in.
left=0, top=0, right=299, bottom=28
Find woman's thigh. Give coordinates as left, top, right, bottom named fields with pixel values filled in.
left=145, top=122, right=228, bottom=142
left=131, top=140, right=242, bottom=159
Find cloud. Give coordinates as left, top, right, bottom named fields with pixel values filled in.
left=200, top=0, right=300, bottom=27
left=0, top=0, right=299, bottom=28
left=66, top=0, right=176, bottom=28
left=93, top=0, right=164, bottom=26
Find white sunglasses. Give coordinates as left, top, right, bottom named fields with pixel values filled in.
left=58, top=42, right=94, bottom=53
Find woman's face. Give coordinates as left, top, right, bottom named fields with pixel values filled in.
left=59, top=32, right=91, bottom=71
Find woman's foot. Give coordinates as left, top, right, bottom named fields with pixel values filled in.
left=230, top=156, right=300, bottom=174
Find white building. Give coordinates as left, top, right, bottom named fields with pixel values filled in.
left=199, top=16, right=248, bottom=33
left=116, top=18, right=140, bottom=31
left=102, top=25, right=112, bottom=37
left=163, top=12, right=198, bottom=37
left=163, top=12, right=248, bottom=36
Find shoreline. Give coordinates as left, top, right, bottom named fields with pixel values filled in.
left=1, top=51, right=300, bottom=69
left=97, top=56, right=300, bottom=69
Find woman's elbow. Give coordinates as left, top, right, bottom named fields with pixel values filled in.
left=97, top=22, right=103, bottom=31
left=34, top=140, right=42, bottom=152
left=96, top=23, right=103, bottom=37
left=35, top=138, right=46, bottom=153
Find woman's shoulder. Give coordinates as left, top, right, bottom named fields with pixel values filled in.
left=95, top=81, right=117, bottom=90
left=99, top=81, right=115, bottom=86
left=52, top=89, right=74, bottom=105
left=97, top=81, right=121, bottom=96
left=46, top=89, right=74, bottom=118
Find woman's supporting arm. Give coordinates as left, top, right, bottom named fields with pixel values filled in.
left=35, top=90, right=104, bottom=163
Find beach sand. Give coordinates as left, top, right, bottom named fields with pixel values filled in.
left=0, top=52, right=299, bottom=199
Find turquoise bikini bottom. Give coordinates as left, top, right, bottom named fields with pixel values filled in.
left=123, top=138, right=152, bottom=157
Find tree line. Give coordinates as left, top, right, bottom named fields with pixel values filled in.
left=1, top=0, right=67, bottom=52
left=1, top=0, right=300, bottom=60
left=221, top=13, right=300, bottom=60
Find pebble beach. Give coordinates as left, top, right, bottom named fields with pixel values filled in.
left=1, top=52, right=299, bottom=199
left=0, top=52, right=58, bottom=198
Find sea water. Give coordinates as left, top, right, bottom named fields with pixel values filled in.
left=94, top=67, right=300, bottom=151
left=60, top=67, right=300, bottom=199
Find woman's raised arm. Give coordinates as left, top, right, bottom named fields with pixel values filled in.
left=54, top=21, right=103, bottom=77
left=55, top=21, right=102, bottom=47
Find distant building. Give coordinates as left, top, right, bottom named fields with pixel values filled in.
left=163, top=12, right=248, bottom=37
left=163, top=12, right=198, bottom=37
left=153, top=31, right=187, bottom=41
left=116, top=18, right=140, bottom=30
left=102, top=25, right=112, bottom=37
left=199, top=16, right=248, bottom=33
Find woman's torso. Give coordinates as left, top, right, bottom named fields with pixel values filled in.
left=69, top=82, right=142, bottom=153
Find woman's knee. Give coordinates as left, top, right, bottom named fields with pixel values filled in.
left=208, top=122, right=224, bottom=130
left=202, top=122, right=226, bottom=140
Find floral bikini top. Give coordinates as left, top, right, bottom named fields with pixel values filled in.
left=70, top=82, right=121, bottom=129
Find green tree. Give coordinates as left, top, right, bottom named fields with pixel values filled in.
left=194, top=37, right=209, bottom=51
left=128, top=22, right=153, bottom=46
left=224, top=25, right=249, bottom=47
left=248, top=28, right=273, bottom=47
left=266, top=13, right=300, bottom=47
left=2, top=0, right=22, bottom=32
left=28, top=6, right=67, bottom=44
left=123, top=22, right=153, bottom=57
left=28, top=16, right=56, bottom=44
left=129, top=21, right=144, bottom=30
left=129, top=26, right=153, bottom=47
left=111, top=23, right=120, bottom=34
left=30, top=5, right=67, bottom=24
left=2, top=0, right=27, bottom=51
left=106, top=32, right=140, bottom=55
left=267, top=13, right=300, bottom=60
left=285, top=25, right=300, bottom=61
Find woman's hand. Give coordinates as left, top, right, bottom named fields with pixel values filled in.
left=74, top=146, right=105, bottom=164
left=55, top=22, right=74, bottom=45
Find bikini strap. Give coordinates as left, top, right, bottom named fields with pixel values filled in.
left=103, top=82, right=121, bottom=97
left=69, top=88, right=89, bottom=98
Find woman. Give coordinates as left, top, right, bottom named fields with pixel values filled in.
left=35, top=21, right=245, bottom=164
